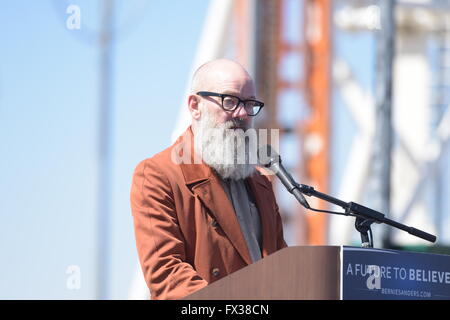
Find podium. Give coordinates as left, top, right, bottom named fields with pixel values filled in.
left=186, top=246, right=450, bottom=300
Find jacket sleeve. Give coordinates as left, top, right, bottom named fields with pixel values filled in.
left=130, top=159, right=208, bottom=300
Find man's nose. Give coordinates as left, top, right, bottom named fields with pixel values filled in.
left=232, top=102, right=249, bottom=119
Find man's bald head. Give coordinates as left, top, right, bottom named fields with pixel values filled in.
left=190, top=59, right=255, bottom=94
left=188, top=58, right=258, bottom=133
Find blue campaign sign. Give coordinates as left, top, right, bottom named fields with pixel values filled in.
left=342, top=246, right=450, bottom=300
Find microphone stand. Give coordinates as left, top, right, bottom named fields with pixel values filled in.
left=296, top=184, right=436, bottom=248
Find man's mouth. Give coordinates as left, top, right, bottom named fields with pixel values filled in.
left=227, top=118, right=249, bottom=130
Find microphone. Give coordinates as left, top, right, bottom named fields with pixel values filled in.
left=258, top=145, right=310, bottom=209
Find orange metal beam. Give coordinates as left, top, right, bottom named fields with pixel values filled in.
left=275, top=0, right=308, bottom=244
left=302, top=0, right=331, bottom=245
left=234, top=0, right=251, bottom=68
left=236, top=0, right=331, bottom=245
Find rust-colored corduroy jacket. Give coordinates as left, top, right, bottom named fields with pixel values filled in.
left=130, top=127, right=287, bottom=300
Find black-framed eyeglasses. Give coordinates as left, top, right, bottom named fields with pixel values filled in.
left=196, top=91, right=264, bottom=116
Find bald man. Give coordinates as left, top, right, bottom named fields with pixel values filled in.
left=130, top=59, right=287, bottom=300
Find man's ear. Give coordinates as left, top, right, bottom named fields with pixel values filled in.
left=188, top=94, right=201, bottom=120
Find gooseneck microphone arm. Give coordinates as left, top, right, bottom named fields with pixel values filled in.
left=268, top=161, right=311, bottom=209
left=299, top=184, right=437, bottom=246
left=259, top=145, right=437, bottom=248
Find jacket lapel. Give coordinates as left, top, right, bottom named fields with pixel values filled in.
left=177, top=127, right=252, bottom=265
left=191, top=176, right=253, bottom=265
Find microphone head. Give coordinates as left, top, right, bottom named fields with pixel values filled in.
left=257, top=145, right=281, bottom=168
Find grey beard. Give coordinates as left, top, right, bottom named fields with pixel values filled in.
left=194, top=111, right=257, bottom=181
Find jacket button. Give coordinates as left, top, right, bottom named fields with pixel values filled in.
left=211, top=268, right=220, bottom=277
left=211, top=219, right=219, bottom=228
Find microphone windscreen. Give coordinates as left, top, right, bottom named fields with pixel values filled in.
left=257, top=145, right=280, bottom=167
